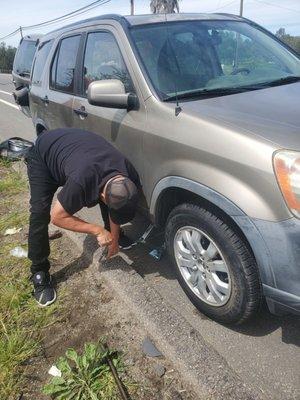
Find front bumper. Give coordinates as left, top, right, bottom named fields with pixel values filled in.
left=233, top=216, right=300, bottom=316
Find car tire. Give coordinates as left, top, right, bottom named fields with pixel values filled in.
left=165, top=203, right=262, bottom=324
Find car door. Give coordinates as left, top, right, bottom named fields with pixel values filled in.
left=40, top=34, right=82, bottom=130
left=72, top=29, right=146, bottom=182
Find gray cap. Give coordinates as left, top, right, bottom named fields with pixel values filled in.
left=105, top=177, right=139, bottom=225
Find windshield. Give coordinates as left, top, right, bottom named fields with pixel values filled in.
left=130, top=20, right=300, bottom=100
left=13, top=40, right=37, bottom=76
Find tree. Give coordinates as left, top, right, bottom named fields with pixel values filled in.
left=0, top=42, right=16, bottom=72
left=275, top=28, right=300, bottom=55
left=150, top=0, right=180, bottom=13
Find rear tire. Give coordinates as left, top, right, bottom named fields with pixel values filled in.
left=165, top=203, right=262, bottom=324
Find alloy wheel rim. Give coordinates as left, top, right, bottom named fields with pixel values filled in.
left=174, top=226, right=231, bottom=307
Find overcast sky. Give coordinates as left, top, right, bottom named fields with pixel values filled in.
left=1, top=0, right=300, bottom=47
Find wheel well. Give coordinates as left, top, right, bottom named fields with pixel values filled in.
left=36, top=124, right=46, bottom=135
left=155, top=186, right=254, bottom=255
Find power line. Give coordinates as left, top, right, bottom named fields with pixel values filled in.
left=0, top=0, right=111, bottom=42
left=24, top=0, right=109, bottom=29
left=252, top=0, right=300, bottom=14
left=23, top=0, right=111, bottom=30
left=210, top=0, right=238, bottom=12
left=0, top=28, right=21, bottom=42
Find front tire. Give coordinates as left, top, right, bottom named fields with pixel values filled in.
left=165, top=203, right=262, bottom=324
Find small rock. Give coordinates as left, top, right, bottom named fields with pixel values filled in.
left=142, top=337, right=163, bottom=358
left=153, top=363, right=166, bottom=378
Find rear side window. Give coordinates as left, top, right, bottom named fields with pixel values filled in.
left=50, top=35, right=81, bottom=93
left=13, top=40, right=37, bottom=76
left=83, top=31, right=133, bottom=94
left=31, top=40, right=53, bottom=85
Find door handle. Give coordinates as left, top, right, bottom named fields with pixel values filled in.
left=73, top=107, right=88, bottom=118
left=41, top=95, right=49, bottom=105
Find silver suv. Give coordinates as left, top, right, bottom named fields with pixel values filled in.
left=28, top=13, right=300, bottom=324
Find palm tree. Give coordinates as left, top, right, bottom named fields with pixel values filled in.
left=150, top=0, right=180, bottom=13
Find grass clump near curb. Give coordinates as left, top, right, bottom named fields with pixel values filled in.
left=0, top=159, right=27, bottom=195
left=43, top=341, right=128, bottom=400
left=0, top=160, right=58, bottom=400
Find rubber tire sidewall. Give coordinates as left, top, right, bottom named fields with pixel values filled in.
left=166, top=204, right=260, bottom=324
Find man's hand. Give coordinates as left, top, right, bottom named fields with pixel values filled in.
left=107, top=240, right=119, bottom=258
left=106, top=216, right=120, bottom=258
left=96, top=229, right=113, bottom=247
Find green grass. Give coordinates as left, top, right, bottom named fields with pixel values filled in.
left=0, top=161, right=134, bottom=400
left=0, top=161, right=57, bottom=400
left=0, top=158, right=27, bottom=195
left=0, top=211, right=28, bottom=233
left=0, top=241, right=58, bottom=399
left=43, top=341, right=126, bottom=400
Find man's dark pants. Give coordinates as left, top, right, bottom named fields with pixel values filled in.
left=26, top=146, right=110, bottom=275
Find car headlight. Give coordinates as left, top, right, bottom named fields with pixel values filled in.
left=273, top=150, right=300, bottom=218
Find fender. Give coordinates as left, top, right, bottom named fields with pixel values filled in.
left=150, top=176, right=276, bottom=288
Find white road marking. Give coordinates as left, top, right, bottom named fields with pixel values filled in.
left=0, top=89, right=12, bottom=96
left=0, top=98, right=19, bottom=110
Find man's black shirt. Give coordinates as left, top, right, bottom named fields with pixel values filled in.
left=35, top=128, right=140, bottom=215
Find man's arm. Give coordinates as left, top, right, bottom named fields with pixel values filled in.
left=107, top=217, right=120, bottom=258
left=51, top=200, right=112, bottom=247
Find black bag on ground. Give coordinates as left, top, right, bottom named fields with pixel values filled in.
left=0, top=137, right=33, bottom=161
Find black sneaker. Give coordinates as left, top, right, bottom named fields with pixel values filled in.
left=119, top=231, right=135, bottom=250
left=32, top=271, right=57, bottom=307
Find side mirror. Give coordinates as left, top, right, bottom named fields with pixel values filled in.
left=87, top=79, right=138, bottom=110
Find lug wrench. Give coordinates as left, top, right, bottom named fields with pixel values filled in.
left=103, top=343, right=130, bottom=400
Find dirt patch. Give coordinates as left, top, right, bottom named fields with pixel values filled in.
left=0, top=161, right=196, bottom=400
left=23, top=234, right=196, bottom=399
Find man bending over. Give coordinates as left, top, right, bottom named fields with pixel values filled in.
left=26, top=128, right=140, bottom=307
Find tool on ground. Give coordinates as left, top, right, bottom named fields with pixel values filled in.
left=103, top=343, right=130, bottom=400
left=136, top=223, right=154, bottom=244
left=49, top=229, right=63, bottom=240
left=99, top=246, right=109, bottom=261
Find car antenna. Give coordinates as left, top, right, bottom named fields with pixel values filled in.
left=164, top=14, right=182, bottom=117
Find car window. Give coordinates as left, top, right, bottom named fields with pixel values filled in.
left=83, top=31, right=133, bottom=94
left=13, top=39, right=37, bottom=76
left=50, top=35, right=81, bottom=93
left=31, top=40, right=53, bottom=85
left=130, top=21, right=300, bottom=99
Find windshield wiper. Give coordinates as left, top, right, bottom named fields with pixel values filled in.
left=263, top=75, right=300, bottom=87
left=163, top=76, right=300, bottom=102
left=163, top=87, right=248, bottom=102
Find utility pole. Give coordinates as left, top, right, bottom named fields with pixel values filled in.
left=240, top=0, right=244, bottom=16
left=130, top=0, right=134, bottom=15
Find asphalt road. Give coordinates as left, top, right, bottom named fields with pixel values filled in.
left=0, top=73, right=299, bottom=400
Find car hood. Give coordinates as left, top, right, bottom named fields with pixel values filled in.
left=181, top=82, right=300, bottom=150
